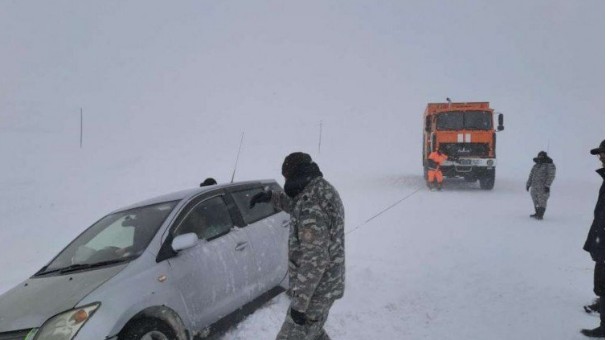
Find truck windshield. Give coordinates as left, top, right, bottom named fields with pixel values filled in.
left=436, top=112, right=463, bottom=130
left=436, top=111, right=492, bottom=130
left=464, top=111, right=492, bottom=130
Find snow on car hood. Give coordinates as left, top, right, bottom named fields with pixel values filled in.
left=0, top=264, right=127, bottom=332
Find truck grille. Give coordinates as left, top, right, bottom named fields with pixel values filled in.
left=0, top=329, right=34, bottom=340
left=440, top=143, right=489, bottom=157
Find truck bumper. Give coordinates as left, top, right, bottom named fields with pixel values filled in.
left=440, top=162, right=495, bottom=178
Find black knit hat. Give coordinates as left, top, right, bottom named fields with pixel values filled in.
left=590, top=140, right=605, bottom=155
left=282, top=152, right=312, bottom=178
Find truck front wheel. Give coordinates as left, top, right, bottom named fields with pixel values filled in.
left=479, top=169, right=495, bottom=190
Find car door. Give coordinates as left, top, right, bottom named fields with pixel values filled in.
left=166, top=194, right=256, bottom=330
left=228, top=184, right=289, bottom=294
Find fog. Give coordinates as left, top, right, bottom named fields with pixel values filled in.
left=1, top=1, right=604, bottom=184
left=0, top=1, right=605, bottom=338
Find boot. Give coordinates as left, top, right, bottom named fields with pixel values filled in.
left=581, top=326, right=604, bottom=337
left=582, top=297, right=605, bottom=337
left=584, top=298, right=601, bottom=313
left=530, top=207, right=540, bottom=218
left=536, top=207, right=545, bottom=220
left=437, top=182, right=443, bottom=191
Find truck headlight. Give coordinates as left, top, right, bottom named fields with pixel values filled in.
left=34, top=303, right=100, bottom=340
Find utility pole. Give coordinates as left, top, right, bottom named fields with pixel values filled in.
left=80, top=108, right=83, bottom=148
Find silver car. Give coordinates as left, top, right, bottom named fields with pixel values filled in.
left=0, top=180, right=289, bottom=339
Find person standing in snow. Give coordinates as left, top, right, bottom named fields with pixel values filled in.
left=526, top=151, right=556, bottom=220
left=581, top=140, right=604, bottom=338
left=427, top=147, right=448, bottom=190
left=249, top=152, right=345, bottom=340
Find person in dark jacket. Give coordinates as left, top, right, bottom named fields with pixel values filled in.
left=526, top=151, right=556, bottom=220
left=250, top=152, right=345, bottom=340
left=581, top=140, right=605, bottom=338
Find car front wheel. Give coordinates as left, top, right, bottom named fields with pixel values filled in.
left=119, top=318, right=177, bottom=340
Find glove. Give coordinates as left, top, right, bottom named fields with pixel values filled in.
left=544, top=187, right=550, bottom=194
left=526, top=185, right=530, bottom=192
left=249, top=191, right=272, bottom=208
left=290, top=308, right=307, bottom=325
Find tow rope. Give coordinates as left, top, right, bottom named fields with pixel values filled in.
left=346, top=185, right=425, bottom=235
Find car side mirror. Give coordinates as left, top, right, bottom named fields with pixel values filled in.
left=497, top=113, right=504, bottom=131
left=171, top=233, right=198, bottom=252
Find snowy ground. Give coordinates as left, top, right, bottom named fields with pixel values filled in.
left=0, top=139, right=602, bottom=339
left=0, top=2, right=603, bottom=339
left=219, top=174, right=601, bottom=340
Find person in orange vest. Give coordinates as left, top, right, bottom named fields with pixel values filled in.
left=427, top=147, right=448, bottom=190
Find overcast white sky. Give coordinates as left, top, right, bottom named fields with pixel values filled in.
left=0, top=0, right=605, bottom=181
left=0, top=3, right=605, bottom=338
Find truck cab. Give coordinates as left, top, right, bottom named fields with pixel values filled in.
left=423, top=101, right=504, bottom=190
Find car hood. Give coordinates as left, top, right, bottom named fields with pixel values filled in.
left=0, top=264, right=127, bottom=332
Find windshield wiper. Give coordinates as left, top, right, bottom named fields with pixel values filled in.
left=36, top=257, right=134, bottom=276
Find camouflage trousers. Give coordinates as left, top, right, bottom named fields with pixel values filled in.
left=530, top=187, right=550, bottom=209
left=276, top=296, right=334, bottom=340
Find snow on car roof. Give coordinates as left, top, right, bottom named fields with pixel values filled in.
left=112, top=179, right=277, bottom=212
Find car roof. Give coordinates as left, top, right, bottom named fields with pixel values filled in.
left=113, top=179, right=278, bottom=213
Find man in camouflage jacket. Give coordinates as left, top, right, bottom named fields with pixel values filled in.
left=250, top=152, right=345, bottom=340
left=526, top=151, right=556, bottom=220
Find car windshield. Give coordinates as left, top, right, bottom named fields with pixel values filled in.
left=37, top=201, right=178, bottom=275
left=436, top=111, right=492, bottom=130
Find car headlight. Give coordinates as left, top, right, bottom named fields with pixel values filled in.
left=33, top=303, right=100, bottom=340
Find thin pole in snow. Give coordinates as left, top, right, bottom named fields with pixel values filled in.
left=318, top=120, right=323, bottom=156
left=80, top=108, right=83, bottom=148
left=230, top=132, right=245, bottom=183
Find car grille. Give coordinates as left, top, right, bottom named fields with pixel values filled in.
left=0, top=329, right=35, bottom=340
left=440, top=143, right=489, bottom=157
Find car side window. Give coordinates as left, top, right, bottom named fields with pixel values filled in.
left=175, top=196, right=233, bottom=241
left=230, top=188, right=276, bottom=224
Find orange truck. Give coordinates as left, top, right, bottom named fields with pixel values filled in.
left=422, top=101, right=504, bottom=189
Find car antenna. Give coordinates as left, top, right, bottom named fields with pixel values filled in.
left=230, top=132, right=245, bottom=183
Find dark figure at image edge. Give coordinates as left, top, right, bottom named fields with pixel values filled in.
left=581, top=140, right=605, bottom=338
left=249, top=152, right=345, bottom=340
left=526, top=151, right=556, bottom=220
